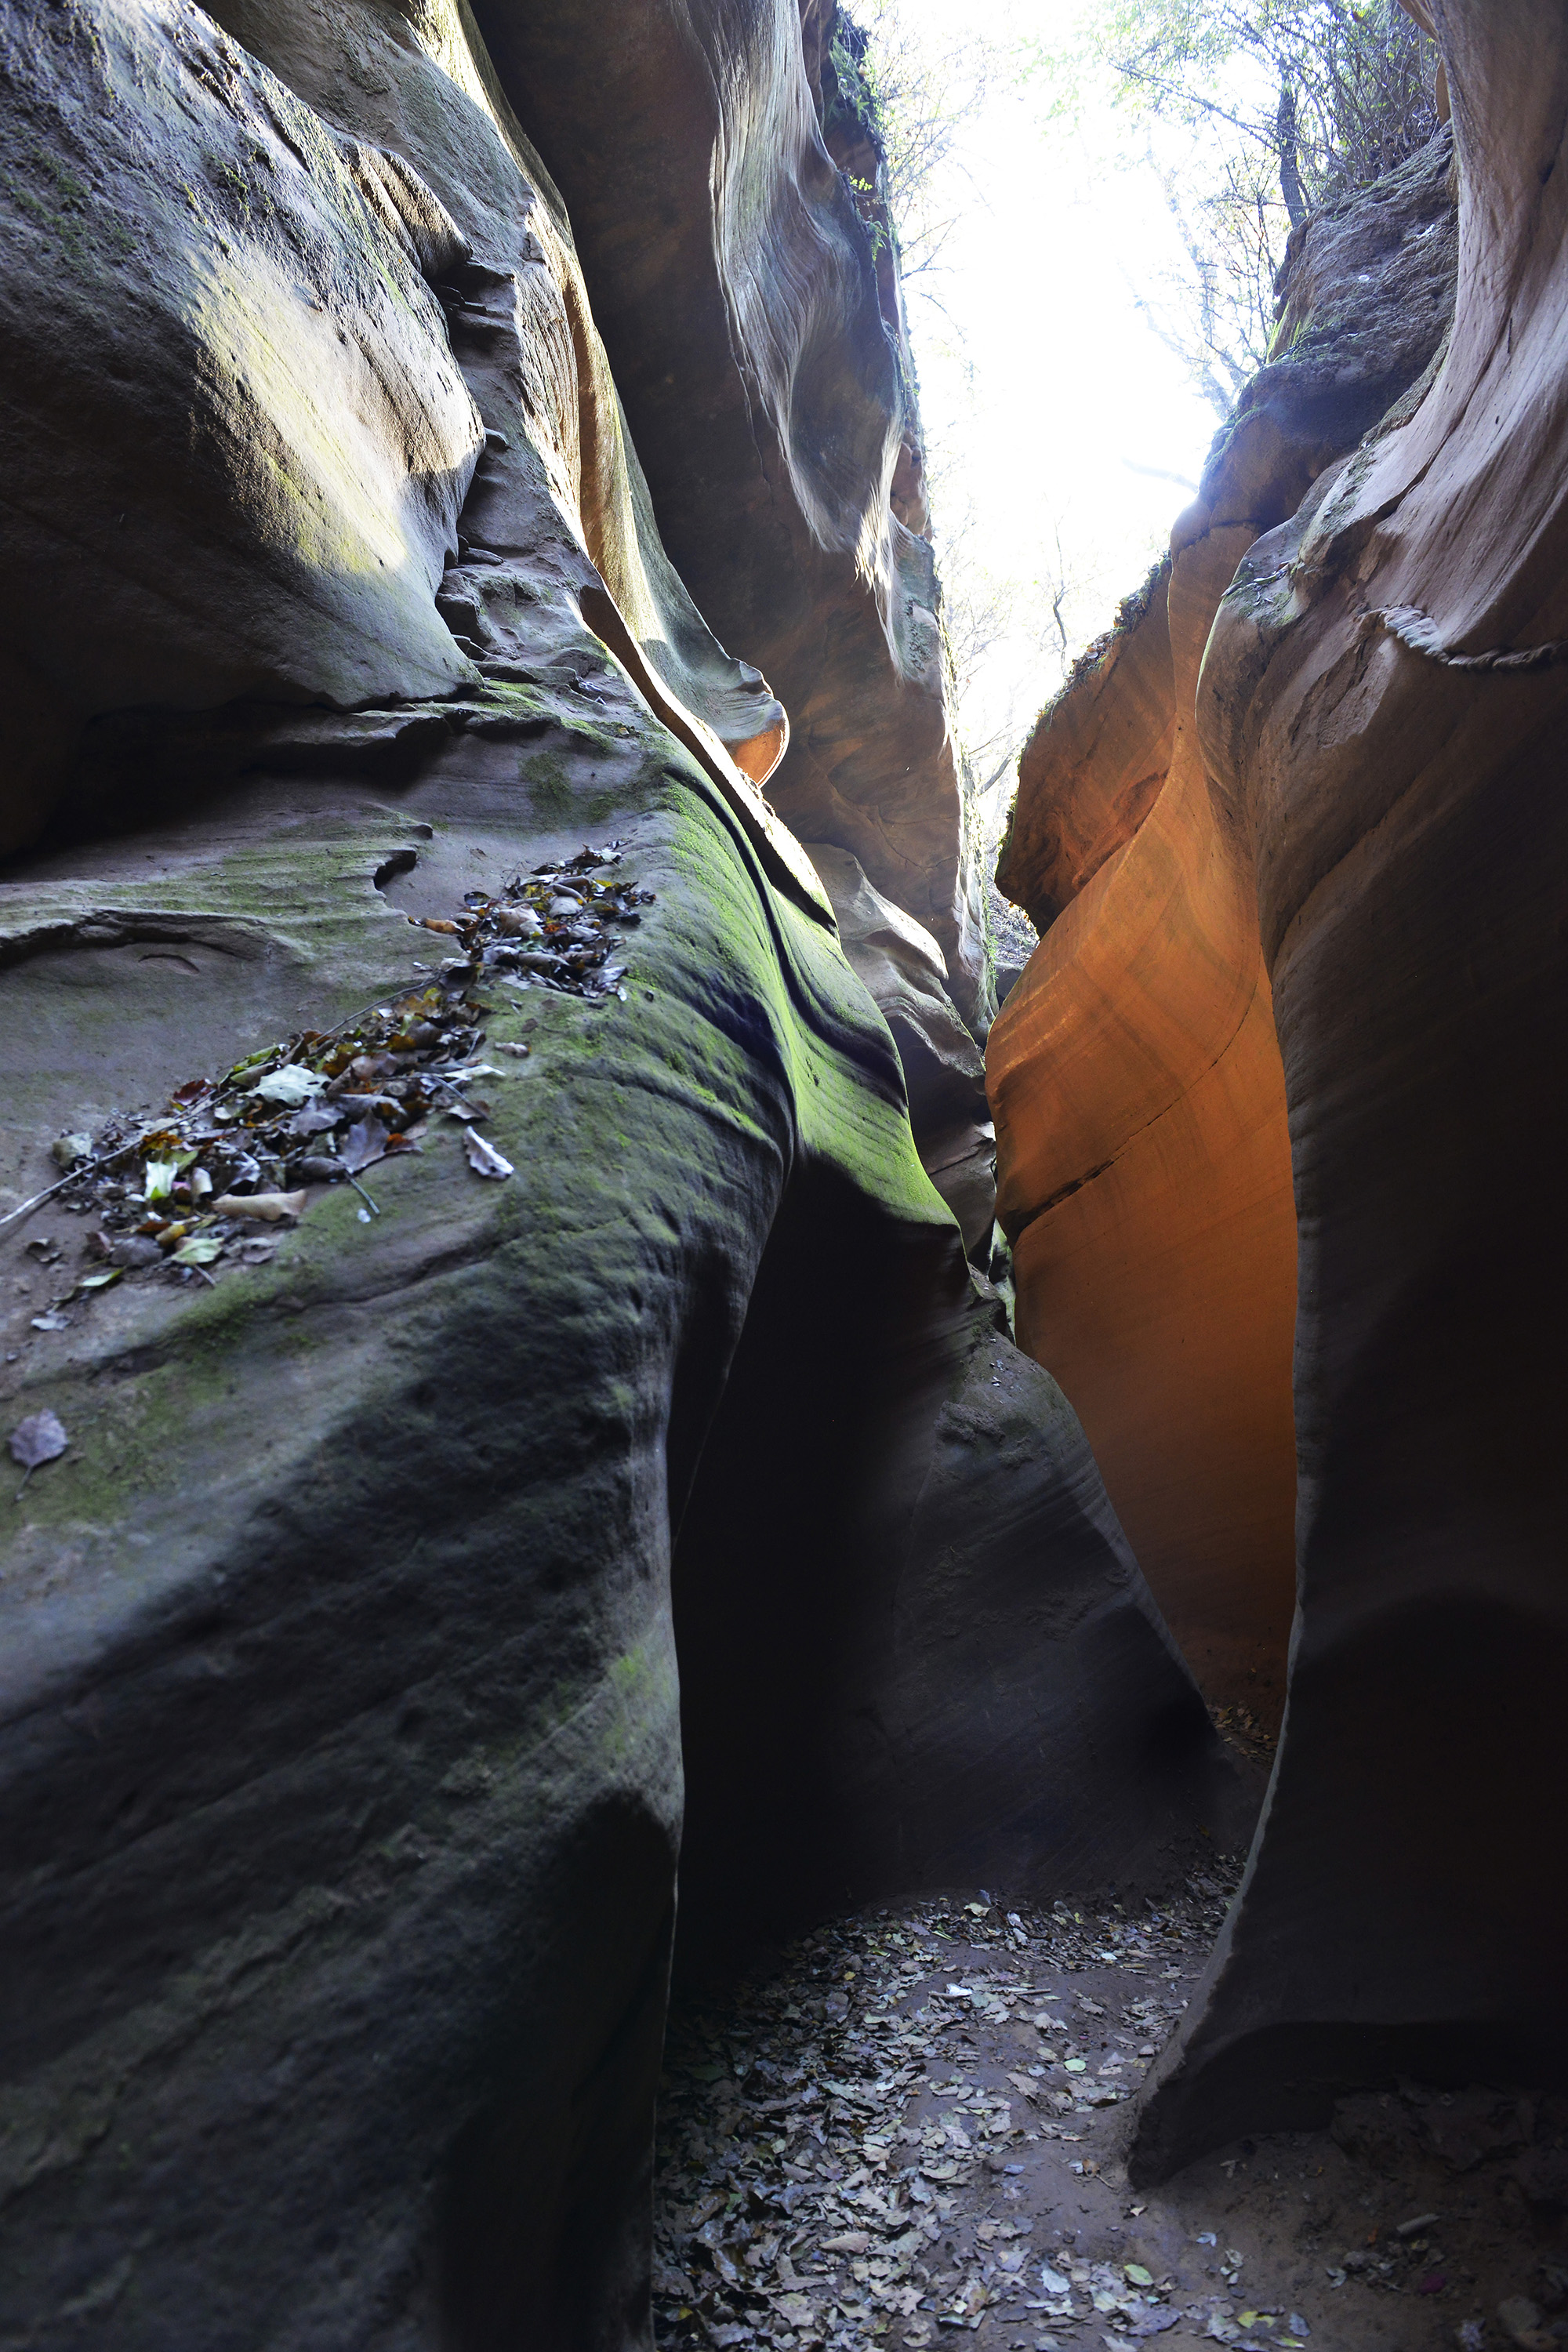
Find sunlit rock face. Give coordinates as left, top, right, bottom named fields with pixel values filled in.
left=807, top=844, right=996, bottom=1258
left=989, top=125, right=1458, bottom=1716
left=0, top=0, right=799, bottom=857
left=0, top=0, right=481, bottom=851
left=999, top=559, right=1175, bottom=941
left=1131, top=0, right=1568, bottom=2173
left=461, top=0, right=989, bottom=1035
left=0, top=0, right=1246, bottom=2339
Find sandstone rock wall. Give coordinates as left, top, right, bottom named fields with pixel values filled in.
left=463, top=0, right=990, bottom=1035
left=990, top=127, right=1458, bottom=1712
left=0, top=0, right=1243, bottom=2337
left=804, top=844, right=996, bottom=1258
left=1131, top=0, right=1568, bottom=2172
left=982, top=0, right=1567, bottom=2173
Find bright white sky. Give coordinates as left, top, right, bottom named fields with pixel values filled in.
left=875, top=0, right=1228, bottom=804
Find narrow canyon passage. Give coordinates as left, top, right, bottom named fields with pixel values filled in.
left=0, top=0, right=1564, bottom=2343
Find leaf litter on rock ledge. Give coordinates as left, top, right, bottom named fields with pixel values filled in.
left=3, top=844, right=650, bottom=1315
left=406, top=839, right=650, bottom=1004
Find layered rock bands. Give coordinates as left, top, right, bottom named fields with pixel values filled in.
left=0, top=0, right=1241, bottom=2342
left=992, top=0, right=1568, bottom=2176
left=993, top=123, right=1459, bottom=1715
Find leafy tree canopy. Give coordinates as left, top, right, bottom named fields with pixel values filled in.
left=1098, top=0, right=1442, bottom=219
left=1056, top=0, right=1443, bottom=408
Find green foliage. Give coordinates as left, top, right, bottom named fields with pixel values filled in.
left=828, top=15, right=887, bottom=148
left=1046, top=0, right=1442, bottom=413
left=831, top=4, right=1007, bottom=285
left=1099, top=0, right=1441, bottom=212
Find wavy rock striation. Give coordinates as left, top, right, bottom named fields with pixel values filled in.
left=805, top=843, right=996, bottom=1256
left=463, top=0, right=989, bottom=1041
left=990, top=126, right=1458, bottom=1711
left=0, top=0, right=1246, bottom=2339
left=1129, top=0, right=1568, bottom=2173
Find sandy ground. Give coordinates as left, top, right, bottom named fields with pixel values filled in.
left=652, top=1862, right=1566, bottom=2352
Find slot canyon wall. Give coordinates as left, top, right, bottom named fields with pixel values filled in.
left=0, top=0, right=1243, bottom=2343
left=462, top=0, right=999, bottom=1234
left=3, top=0, right=1562, bottom=2331
left=991, top=0, right=1568, bottom=2175
left=991, top=120, right=1460, bottom=1711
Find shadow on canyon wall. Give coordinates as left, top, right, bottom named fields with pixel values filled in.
left=993, top=0, right=1568, bottom=2181
left=0, top=0, right=1561, bottom=2343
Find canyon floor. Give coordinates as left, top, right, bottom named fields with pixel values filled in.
left=652, top=1831, right=1566, bottom=2352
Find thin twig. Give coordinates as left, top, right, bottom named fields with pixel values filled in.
left=0, top=1142, right=145, bottom=1240
left=1112, top=56, right=1273, bottom=147
left=0, top=964, right=452, bottom=1242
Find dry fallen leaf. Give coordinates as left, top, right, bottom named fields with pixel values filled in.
left=252, top=1064, right=325, bottom=1107
left=288, top=1102, right=343, bottom=1137
left=9, top=1409, right=67, bottom=1466
left=172, top=1235, right=223, bottom=1266
left=109, top=1236, right=162, bottom=1269
left=464, top=1128, right=514, bottom=1180
left=339, top=1117, right=390, bottom=1174
left=210, top=1192, right=306, bottom=1223
left=10, top=1408, right=67, bottom=1498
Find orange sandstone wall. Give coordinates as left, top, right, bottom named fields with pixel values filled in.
left=991, top=126, right=1459, bottom=1714
left=1137, top=0, right=1568, bottom=2166
left=991, top=536, right=1298, bottom=1714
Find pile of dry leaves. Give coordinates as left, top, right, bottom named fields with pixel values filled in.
left=654, top=1859, right=1568, bottom=2352
left=5, top=847, right=649, bottom=1318
left=405, top=840, right=651, bottom=998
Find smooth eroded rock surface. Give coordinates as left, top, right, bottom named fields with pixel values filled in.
left=0, top=0, right=482, bottom=848
left=465, top=0, right=989, bottom=1024
left=807, top=843, right=996, bottom=1258
left=1131, top=0, right=1568, bottom=2176
left=0, top=0, right=1247, bottom=2339
left=989, top=122, right=1457, bottom=1712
